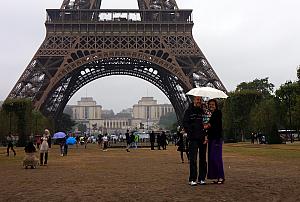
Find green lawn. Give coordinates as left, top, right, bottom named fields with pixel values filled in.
left=223, top=142, right=300, bottom=159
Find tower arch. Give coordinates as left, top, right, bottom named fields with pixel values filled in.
left=41, top=52, right=190, bottom=121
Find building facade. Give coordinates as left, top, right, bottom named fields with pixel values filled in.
left=131, top=97, right=174, bottom=129
left=67, top=96, right=174, bottom=134
left=69, top=97, right=102, bottom=120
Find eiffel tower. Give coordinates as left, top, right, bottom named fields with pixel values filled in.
left=7, top=0, right=226, bottom=121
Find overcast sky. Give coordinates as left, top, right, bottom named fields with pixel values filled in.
left=0, top=0, right=299, bottom=112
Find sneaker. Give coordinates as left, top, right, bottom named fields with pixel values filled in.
left=198, top=180, right=206, bottom=185
left=189, top=181, right=197, bottom=186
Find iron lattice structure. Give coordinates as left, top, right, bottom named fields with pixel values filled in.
left=8, top=0, right=226, bottom=122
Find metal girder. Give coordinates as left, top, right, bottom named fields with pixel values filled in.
left=7, top=1, right=227, bottom=123
left=60, top=0, right=177, bottom=10
left=43, top=57, right=187, bottom=118
left=138, top=0, right=180, bottom=10
left=61, top=0, right=102, bottom=9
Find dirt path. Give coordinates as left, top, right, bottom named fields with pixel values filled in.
left=0, top=144, right=299, bottom=202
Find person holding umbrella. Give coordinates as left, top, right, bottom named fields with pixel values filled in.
left=52, top=132, right=66, bottom=156
left=183, top=96, right=207, bottom=186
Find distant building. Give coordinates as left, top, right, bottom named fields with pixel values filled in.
left=67, top=97, right=130, bottom=134
left=69, top=97, right=102, bottom=120
left=67, top=96, right=174, bottom=134
left=132, top=97, right=174, bottom=130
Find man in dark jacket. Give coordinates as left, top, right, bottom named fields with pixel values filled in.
left=150, top=131, right=155, bottom=150
left=125, top=130, right=131, bottom=152
left=183, top=96, right=207, bottom=186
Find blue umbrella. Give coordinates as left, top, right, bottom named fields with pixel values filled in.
left=53, top=132, right=66, bottom=139
left=66, top=137, right=76, bottom=145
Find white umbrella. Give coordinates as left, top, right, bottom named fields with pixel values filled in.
left=186, top=87, right=228, bottom=99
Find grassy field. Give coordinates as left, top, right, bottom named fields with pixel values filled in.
left=0, top=143, right=299, bottom=202
left=223, top=143, right=300, bottom=159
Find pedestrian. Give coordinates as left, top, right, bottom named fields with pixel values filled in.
left=205, top=99, right=225, bottom=184
left=97, top=134, right=103, bottom=148
left=176, top=128, right=189, bottom=163
left=183, top=96, right=207, bottom=186
left=76, top=135, right=80, bottom=148
left=161, top=131, right=167, bottom=150
left=102, top=134, right=108, bottom=151
left=39, top=133, right=49, bottom=165
left=150, top=131, right=155, bottom=150
left=6, top=133, right=16, bottom=157
left=64, top=136, right=69, bottom=156
left=133, top=133, right=139, bottom=149
left=251, top=133, right=255, bottom=144
left=84, top=135, right=88, bottom=149
left=157, top=132, right=161, bottom=150
left=45, top=129, right=51, bottom=149
left=125, top=130, right=131, bottom=152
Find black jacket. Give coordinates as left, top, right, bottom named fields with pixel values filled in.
left=207, top=109, right=223, bottom=140
left=150, top=132, right=155, bottom=143
left=183, top=104, right=205, bottom=141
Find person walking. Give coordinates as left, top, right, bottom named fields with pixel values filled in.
left=161, top=131, right=167, bottom=150
left=63, top=136, right=69, bottom=156
left=133, top=133, right=139, bottom=149
left=150, top=131, right=155, bottom=150
left=183, top=96, right=207, bottom=186
left=125, top=130, right=131, bottom=152
left=205, top=99, right=225, bottom=184
left=102, top=134, right=108, bottom=151
left=39, top=133, right=49, bottom=165
left=157, top=133, right=161, bottom=150
left=176, top=128, right=189, bottom=163
left=59, top=138, right=65, bottom=157
left=6, top=133, right=16, bottom=157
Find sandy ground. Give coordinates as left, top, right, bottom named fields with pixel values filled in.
left=0, top=143, right=299, bottom=202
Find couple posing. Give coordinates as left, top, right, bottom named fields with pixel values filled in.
left=183, top=96, right=225, bottom=186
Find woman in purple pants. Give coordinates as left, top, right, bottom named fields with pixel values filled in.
left=205, top=99, right=225, bottom=184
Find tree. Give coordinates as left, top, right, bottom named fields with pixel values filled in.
left=158, top=112, right=177, bottom=130
left=77, top=123, right=87, bottom=134
left=249, top=98, right=281, bottom=144
left=236, top=77, right=274, bottom=97
left=55, top=113, right=76, bottom=132
left=32, top=110, right=54, bottom=136
left=2, top=99, right=33, bottom=146
left=223, top=90, right=263, bottom=141
left=275, top=81, right=299, bottom=129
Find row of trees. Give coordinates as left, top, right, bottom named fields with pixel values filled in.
left=223, top=73, right=300, bottom=143
left=0, top=99, right=75, bottom=146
